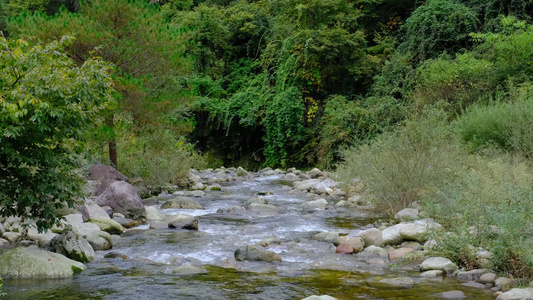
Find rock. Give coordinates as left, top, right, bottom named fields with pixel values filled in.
left=236, top=167, right=248, bottom=176
left=476, top=250, right=493, bottom=268
left=420, top=270, right=444, bottom=278
left=479, top=272, right=498, bottom=284
left=0, top=246, right=87, bottom=279
left=129, top=177, right=150, bottom=198
left=456, top=269, right=487, bottom=282
left=191, top=182, right=204, bottom=190
left=248, top=203, right=278, bottom=212
left=312, top=179, right=338, bottom=195
left=142, top=196, right=161, bottom=206
left=293, top=179, right=322, bottom=191
left=45, top=231, right=96, bottom=263
left=95, top=181, right=147, bottom=219
left=398, top=223, right=428, bottom=242
left=234, top=245, right=282, bottom=262
left=84, top=180, right=99, bottom=198
left=388, top=248, right=414, bottom=261
left=308, top=168, right=323, bottom=178
left=495, top=277, right=514, bottom=292
left=336, top=243, right=354, bottom=254
left=104, top=252, right=128, bottom=259
left=382, top=224, right=404, bottom=245
left=149, top=221, right=169, bottom=229
left=313, top=232, right=339, bottom=243
left=85, top=199, right=111, bottom=220
left=173, top=265, right=207, bottom=275
left=0, top=238, right=10, bottom=247
left=284, top=173, right=300, bottom=181
left=89, top=218, right=124, bottom=235
left=496, top=288, right=533, bottom=300
left=420, top=257, right=458, bottom=275
left=112, top=217, right=142, bottom=228
left=161, top=197, right=204, bottom=210
left=244, top=197, right=269, bottom=208
left=89, top=164, right=128, bottom=196
left=424, top=240, right=437, bottom=251
left=85, top=231, right=112, bottom=251
left=27, top=227, right=58, bottom=247
left=372, top=277, right=414, bottom=289
left=302, top=296, right=336, bottom=300
left=357, top=228, right=383, bottom=247
left=227, top=206, right=246, bottom=214
left=145, top=206, right=165, bottom=221
left=462, top=281, right=486, bottom=288
left=438, top=291, right=466, bottom=299
left=394, top=208, right=419, bottom=222
left=334, top=236, right=364, bottom=253
left=167, top=214, right=198, bottom=230
left=71, top=222, right=101, bottom=238
left=360, top=245, right=388, bottom=257
left=2, top=231, right=22, bottom=244
left=258, top=237, right=282, bottom=247
left=101, top=206, right=114, bottom=216
left=301, top=198, right=328, bottom=210
left=205, top=184, right=222, bottom=191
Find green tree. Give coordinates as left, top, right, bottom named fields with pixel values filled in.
left=0, top=36, right=113, bottom=232
left=9, top=0, right=189, bottom=167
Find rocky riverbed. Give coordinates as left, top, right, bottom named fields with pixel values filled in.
left=0, top=166, right=524, bottom=299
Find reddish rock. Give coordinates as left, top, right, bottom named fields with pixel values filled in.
left=336, top=243, right=354, bottom=254
left=388, top=247, right=414, bottom=261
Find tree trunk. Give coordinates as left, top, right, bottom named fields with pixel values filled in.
left=106, top=114, right=118, bottom=168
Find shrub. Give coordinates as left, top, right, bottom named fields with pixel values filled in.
left=335, top=109, right=465, bottom=215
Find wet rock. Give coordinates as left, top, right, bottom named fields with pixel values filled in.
left=149, top=221, right=169, bottom=229
left=191, top=182, right=204, bottom=190
left=336, top=243, right=354, bottom=254
left=89, top=218, right=125, bottom=235
left=395, top=208, right=419, bottom=222
left=334, top=236, right=364, bottom=253
left=173, top=190, right=206, bottom=197
left=360, top=245, right=388, bottom=257
left=45, top=231, right=96, bottom=263
left=95, top=181, right=147, bottom=220
left=104, top=252, right=128, bottom=259
left=86, top=230, right=112, bottom=250
left=89, top=164, right=128, bottom=196
left=145, top=206, right=165, bottom=221
left=382, top=224, right=404, bottom=245
left=0, top=238, right=10, bottom=247
left=479, top=272, right=498, bottom=284
left=301, top=198, right=328, bottom=210
left=313, top=232, right=339, bottom=243
left=113, top=217, right=142, bottom=228
left=236, top=167, right=248, bottom=176
left=0, top=246, right=87, bottom=279
left=388, top=248, right=414, bottom=261
left=312, top=179, right=337, bottom=195
left=370, top=277, right=414, bottom=289
left=495, top=277, right=514, bottom=292
left=161, top=197, right=204, bottom=209
left=167, top=214, right=198, bottom=230
left=294, top=179, right=322, bottom=191
left=173, top=265, right=207, bottom=275
left=420, top=257, right=458, bottom=274
left=258, top=237, right=282, bottom=247
left=398, top=223, right=428, bottom=242
left=420, top=270, right=444, bottom=278
left=302, top=296, right=336, bottom=300
left=284, top=173, right=300, bottom=181
left=234, top=245, right=282, bottom=262
left=437, top=290, right=466, bottom=299
left=456, top=269, right=487, bottom=282
left=205, top=184, right=222, bottom=191
left=142, top=196, right=161, bottom=206
left=357, top=228, right=383, bottom=247
left=243, top=197, right=269, bottom=208
left=248, top=203, right=278, bottom=212
left=462, top=281, right=486, bottom=288
left=496, top=288, right=533, bottom=300
left=27, top=227, right=58, bottom=247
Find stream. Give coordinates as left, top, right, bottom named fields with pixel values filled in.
left=3, top=171, right=494, bottom=299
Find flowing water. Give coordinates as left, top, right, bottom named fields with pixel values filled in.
left=3, top=172, right=494, bottom=299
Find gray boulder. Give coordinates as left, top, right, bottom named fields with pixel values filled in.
left=382, top=224, right=405, bottom=245
left=496, top=288, right=533, bottom=300
left=89, top=164, right=128, bottom=196
left=161, top=197, right=204, bottom=209
left=89, top=218, right=124, bottom=235
left=234, top=245, right=282, bottom=262
left=399, top=223, right=428, bottom=242
left=145, top=206, right=165, bottom=221
left=85, top=199, right=111, bottom=220
left=394, top=208, right=419, bottom=222
left=95, top=181, right=147, bottom=219
left=357, top=228, right=383, bottom=247
left=308, top=168, right=324, bottom=178
left=85, top=230, right=112, bottom=251
left=45, top=231, right=96, bottom=263
left=456, top=269, right=487, bottom=282
left=334, top=236, right=364, bottom=253
left=27, top=227, right=58, bottom=247
left=166, top=214, right=198, bottom=230
left=293, top=179, right=322, bottom=191
left=370, top=277, right=414, bottom=289
left=0, top=246, right=87, bottom=279
left=313, top=232, right=339, bottom=243
left=438, top=291, right=466, bottom=299
left=420, top=257, right=458, bottom=274
left=479, top=272, right=498, bottom=284
left=301, top=198, right=328, bottom=210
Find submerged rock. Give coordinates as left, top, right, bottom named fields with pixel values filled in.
left=234, top=245, right=282, bottom=262
left=167, top=214, right=199, bottom=230
left=437, top=290, right=466, bottom=299
left=369, top=277, right=414, bottom=289
left=0, top=246, right=86, bottom=279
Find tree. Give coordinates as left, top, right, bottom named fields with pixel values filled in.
left=0, top=36, right=113, bottom=232
left=9, top=0, right=189, bottom=167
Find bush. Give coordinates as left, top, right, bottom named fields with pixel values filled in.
left=424, top=153, right=533, bottom=277
left=335, top=109, right=465, bottom=215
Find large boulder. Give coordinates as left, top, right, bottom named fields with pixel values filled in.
left=308, top=168, right=324, bottom=178
left=145, top=206, right=165, bottom=221
left=89, top=164, right=128, bottom=196
left=234, top=245, right=282, bottom=262
left=420, top=257, right=458, bottom=275
left=161, top=197, right=204, bottom=210
left=89, top=218, right=125, bottom=235
left=85, top=199, right=111, bottom=220
left=85, top=231, right=113, bottom=251
left=45, top=231, right=96, bottom=263
left=312, top=179, right=338, bottom=195
left=382, top=224, right=405, bottom=245
left=95, top=181, right=147, bottom=219
left=398, top=223, right=428, bottom=242
left=357, top=228, right=383, bottom=247
left=496, top=288, right=533, bottom=300
left=0, top=246, right=87, bottom=279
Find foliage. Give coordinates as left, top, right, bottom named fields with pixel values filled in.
left=336, top=109, right=465, bottom=215
left=0, top=36, right=113, bottom=232
left=399, top=0, right=478, bottom=63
